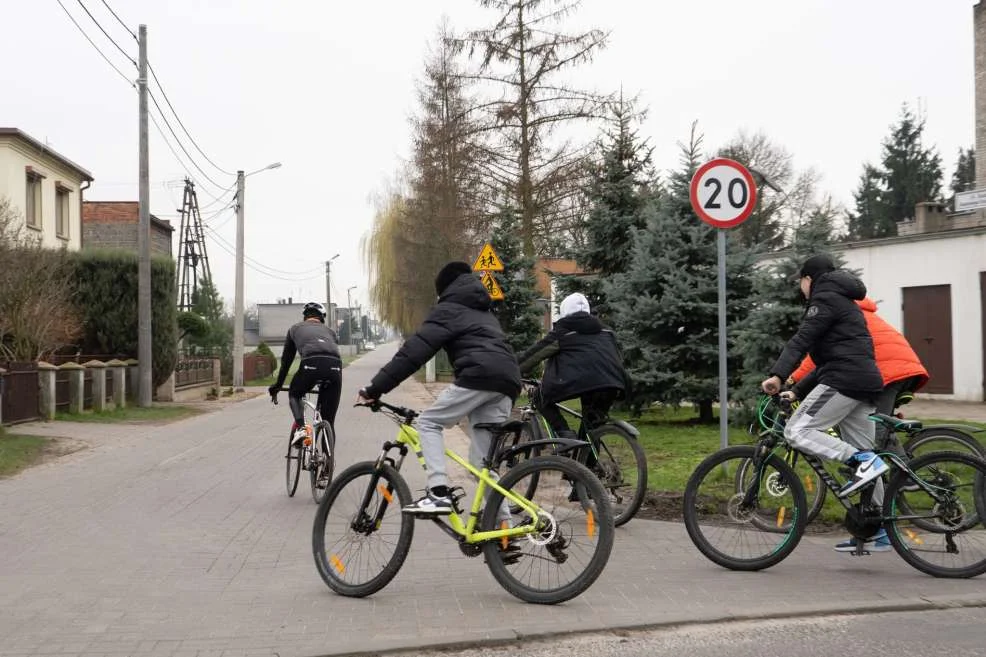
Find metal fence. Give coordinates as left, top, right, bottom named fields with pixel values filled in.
left=0, top=365, right=40, bottom=425
left=175, top=358, right=214, bottom=390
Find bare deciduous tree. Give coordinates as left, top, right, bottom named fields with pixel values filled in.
left=0, top=197, right=82, bottom=362
left=452, top=0, right=610, bottom=256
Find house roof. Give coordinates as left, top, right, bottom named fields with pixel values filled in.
left=0, top=128, right=94, bottom=181
left=82, top=201, right=174, bottom=232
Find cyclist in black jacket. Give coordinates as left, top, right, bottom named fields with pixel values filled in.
left=269, top=302, right=343, bottom=447
left=517, top=292, right=629, bottom=440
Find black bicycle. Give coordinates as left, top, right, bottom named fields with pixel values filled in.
left=502, top=379, right=647, bottom=527
left=737, top=393, right=986, bottom=527
left=684, top=395, right=986, bottom=578
left=272, top=383, right=336, bottom=503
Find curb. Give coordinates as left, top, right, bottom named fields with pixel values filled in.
left=314, top=595, right=986, bottom=657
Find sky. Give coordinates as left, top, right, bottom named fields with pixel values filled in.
left=0, top=1, right=977, bottom=316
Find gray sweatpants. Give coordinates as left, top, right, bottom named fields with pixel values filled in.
left=785, top=383, right=883, bottom=504
left=417, top=384, right=513, bottom=521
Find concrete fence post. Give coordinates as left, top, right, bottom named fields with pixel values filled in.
left=85, top=360, right=108, bottom=412
left=60, top=362, right=85, bottom=415
left=37, top=362, right=57, bottom=420
left=126, top=359, right=139, bottom=402
left=106, top=359, right=127, bottom=409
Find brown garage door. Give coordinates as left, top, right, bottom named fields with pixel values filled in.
left=902, top=285, right=953, bottom=394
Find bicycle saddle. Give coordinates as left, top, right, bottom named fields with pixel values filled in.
left=869, top=412, right=922, bottom=432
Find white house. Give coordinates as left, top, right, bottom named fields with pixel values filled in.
left=0, top=128, right=94, bottom=250
left=763, top=203, right=986, bottom=402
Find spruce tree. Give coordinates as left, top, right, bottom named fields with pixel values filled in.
left=606, top=124, right=756, bottom=422
left=949, top=147, right=975, bottom=210
left=845, top=164, right=886, bottom=240
left=490, top=204, right=543, bottom=354
left=557, top=97, right=654, bottom=322
left=879, top=104, right=943, bottom=231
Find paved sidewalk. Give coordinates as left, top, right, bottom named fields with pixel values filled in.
left=1, top=347, right=984, bottom=657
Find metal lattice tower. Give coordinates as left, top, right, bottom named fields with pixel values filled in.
left=175, top=178, right=213, bottom=312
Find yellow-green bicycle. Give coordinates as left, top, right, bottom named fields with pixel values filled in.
left=312, top=398, right=615, bottom=604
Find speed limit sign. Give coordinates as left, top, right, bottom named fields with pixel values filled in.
left=689, top=158, right=758, bottom=228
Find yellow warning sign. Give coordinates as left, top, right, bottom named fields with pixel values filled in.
left=472, top=242, right=504, bottom=272
left=480, top=271, right=505, bottom=301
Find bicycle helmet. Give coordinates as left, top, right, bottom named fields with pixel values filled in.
left=302, top=302, right=326, bottom=322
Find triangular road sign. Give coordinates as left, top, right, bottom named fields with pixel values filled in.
left=472, top=242, right=504, bottom=272
left=480, top=271, right=505, bottom=301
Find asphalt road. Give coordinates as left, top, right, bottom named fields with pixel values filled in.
left=384, top=606, right=986, bottom=657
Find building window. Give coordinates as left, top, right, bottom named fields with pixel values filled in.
left=55, top=184, right=71, bottom=239
left=25, top=171, right=43, bottom=229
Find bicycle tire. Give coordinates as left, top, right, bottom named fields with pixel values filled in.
left=505, top=420, right=543, bottom=514
left=735, top=446, right=827, bottom=528
left=884, top=450, right=986, bottom=579
left=684, top=445, right=807, bottom=571
left=310, top=422, right=334, bottom=504
left=285, top=427, right=302, bottom=497
left=480, top=455, right=615, bottom=605
left=312, top=461, right=415, bottom=597
left=904, top=427, right=985, bottom=460
left=589, top=424, right=648, bottom=527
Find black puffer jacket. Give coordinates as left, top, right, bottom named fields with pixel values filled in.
left=770, top=269, right=882, bottom=400
left=517, top=312, right=629, bottom=403
left=365, top=273, right=521, bottom=400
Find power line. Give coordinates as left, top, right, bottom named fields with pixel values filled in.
left=56, top=0, right=135, bottom=88
left=74, top=0, right=136, bottom=66
left=205, top=228, right=322, bottom=282
left=147, top=61, right=234, bottom=176
left=98, top=0, right=136, bottom=40
left=204, top=226, right=323, bottom=278
left=147, top=111, right=230, bottom=204
left=148, top=91, right=231, bottom=191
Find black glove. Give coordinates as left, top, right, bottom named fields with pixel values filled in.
left=268, top=384, right=280, bottom=402
left=360, top=385, right=380, bottom=400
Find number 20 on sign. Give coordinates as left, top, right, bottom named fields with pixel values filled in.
left=689, top=157, right=758, bottom=228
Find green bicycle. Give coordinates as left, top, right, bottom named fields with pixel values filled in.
left=312, top=398, right=615, bottom=605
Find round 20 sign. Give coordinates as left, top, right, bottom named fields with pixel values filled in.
left=689, top=158, right=758, bottom=229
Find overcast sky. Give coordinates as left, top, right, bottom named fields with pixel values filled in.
left=1, top=1, right=976, bottom=314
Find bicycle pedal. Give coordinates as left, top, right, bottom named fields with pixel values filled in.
left=448, top=486, right=467, bottom=513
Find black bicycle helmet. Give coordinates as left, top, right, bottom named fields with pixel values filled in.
left=302, top=302, right=326, bottom=322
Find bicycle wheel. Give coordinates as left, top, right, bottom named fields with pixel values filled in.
left=505, top=420, right=543, bottom=514
left=684, top=446, right=807, bottom=571
left=480, top=455, right=615, bottom=605
left=904, top=428, right=985, bottom=460
left=588, top=424, right=647, bottom=527
left=312, top=461, right=415, bottom=597
left=884, top=451, right=986, bottom=578
left=735, top=445, right=827, bottom=528
left=310, top=422, right=334, bottom=504
left=285, top=427, right=302, bottom=497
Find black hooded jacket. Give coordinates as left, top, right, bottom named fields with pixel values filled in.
left=364, top=273, right=521, bottom=400
left=517, top=311, right=629, bottom=403
left=769, top=269, right=883, bottom=400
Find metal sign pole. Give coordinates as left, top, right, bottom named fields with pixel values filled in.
left=717, top=229, right=728, bottom=450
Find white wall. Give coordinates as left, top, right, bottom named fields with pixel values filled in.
left=763, top=231, right=986, bottom=401
left=258, top=304, right=307, bottom=342
left=0, top=138, right=87, bottom=250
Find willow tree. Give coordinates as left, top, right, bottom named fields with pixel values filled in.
left=452, top=0, right=610, bottom=256
left=363, top=190, right=422, bottom=335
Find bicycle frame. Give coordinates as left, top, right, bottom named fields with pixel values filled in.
left=372, top=417, right=544, bottom=545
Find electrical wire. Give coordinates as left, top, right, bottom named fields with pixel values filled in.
left=56, top=0, right=135, bottom=88
left=204, top=229, right=322, bottom=283
left=147, top=61, right=234, bottom=176
left=98, top=0, right=136, bottom=40
left=204, top=226, right=323, bottom=278
left=75, top=0, right=136, bottom=65
left=148, top=91, right=230, bottom=191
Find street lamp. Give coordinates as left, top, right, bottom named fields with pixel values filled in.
left=347, top=285, right=357, bottom=346
left=232, top=161, right=282, bottom=390
left=326, top=253, right=340, bottom=334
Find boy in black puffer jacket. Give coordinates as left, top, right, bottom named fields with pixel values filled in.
left=358, top=261, right=522, bottom=517
left=517, top=293, right=629, bottom=440
left=761, top=254, right=889, bottom=552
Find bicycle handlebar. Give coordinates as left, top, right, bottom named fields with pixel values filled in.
left=355, top=398, right=419, bottom=422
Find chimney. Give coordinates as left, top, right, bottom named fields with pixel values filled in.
left=914, top=201, right=947, bottom=233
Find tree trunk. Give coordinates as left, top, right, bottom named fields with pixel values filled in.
left=697, top=400, right=715, bottom=424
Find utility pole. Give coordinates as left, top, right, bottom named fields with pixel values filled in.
left=325, top=253, right=339, bottom=333
left=137, top=24, right=152, bottom=408
left=232, top=169, right=245, bottom=389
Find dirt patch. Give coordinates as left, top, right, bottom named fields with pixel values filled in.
left=40, top=436, right=90, bottom=461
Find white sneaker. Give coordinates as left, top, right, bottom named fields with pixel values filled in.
left=291, top=426, right=310, bottom=447
left=838, top=451, right=889, bottom=497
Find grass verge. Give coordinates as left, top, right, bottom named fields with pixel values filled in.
left=54, top=404, right=203, bottom=424
left=0, top=428, right=50, bottom=477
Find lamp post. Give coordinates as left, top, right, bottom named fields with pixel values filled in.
left=346, top=285, right=357, bottom=346
left=325, top=253, right=340, bottom=334
left=232, top=161, right=282, bottom=389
